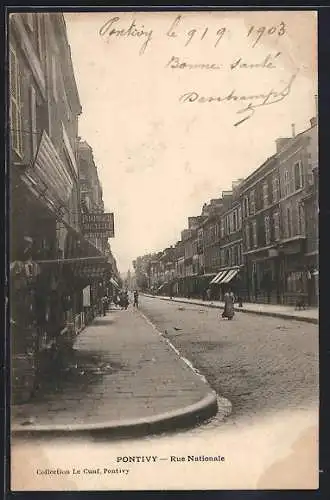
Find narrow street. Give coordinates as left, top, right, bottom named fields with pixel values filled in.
left=139, top=296, right=319, bottom=424
left=11, top=296, right=319, bottom=490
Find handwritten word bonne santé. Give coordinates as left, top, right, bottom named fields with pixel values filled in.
left=99, top=15, right=287, bottom=55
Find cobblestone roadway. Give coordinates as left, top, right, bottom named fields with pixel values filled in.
left=140, top=296, right=319, bottom=423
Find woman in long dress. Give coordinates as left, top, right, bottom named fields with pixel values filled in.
left=222, top=289, right=235, bottom=320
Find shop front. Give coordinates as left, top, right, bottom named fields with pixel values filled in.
left=209, top=267, right=242, bottom=301
left=304, top=252, right=319, bottom=307
left=278, top=238, right=307, bottom=306
left=245, top=248, right=281, bottom=304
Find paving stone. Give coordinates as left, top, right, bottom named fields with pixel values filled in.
left=12, top=307, right=211, bottom=428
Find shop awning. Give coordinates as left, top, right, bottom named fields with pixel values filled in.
left=220, top=268, right=239, bottom=284
left=36, top=256, right=111, bottom=281
left=157, top=282, right=168, bottom=291
left=32, top=130, right=74, bottom=206
left=210, top=270, right=228, bottom=284
left=36, top=256, right=108, bottom=265
left=110, top=277, right=120, bottom=289
left=72, top=263, right=107, bottom=280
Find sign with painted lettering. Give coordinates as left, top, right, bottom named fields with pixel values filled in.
left=81, top=213, right=115, bottom=237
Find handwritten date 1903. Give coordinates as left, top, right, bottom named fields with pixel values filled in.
left=247, top=22, right=286, bottom=48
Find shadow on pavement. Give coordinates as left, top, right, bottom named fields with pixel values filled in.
left=28, top=348, right=127, bottom=404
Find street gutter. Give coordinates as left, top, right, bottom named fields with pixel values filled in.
left=143, top=295, right=318, bottom=325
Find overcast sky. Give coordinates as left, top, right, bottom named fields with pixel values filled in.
left=64, top=11, right=317, bottom=273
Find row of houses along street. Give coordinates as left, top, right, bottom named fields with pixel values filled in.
left=9, top=13, right=121, bottom=402
left=133, top=119, right=319, bottom=308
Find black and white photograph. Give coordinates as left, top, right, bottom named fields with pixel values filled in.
left=8, top=9, right=318, bottom=490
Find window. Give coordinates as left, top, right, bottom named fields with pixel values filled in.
left=220, top=249, right=225, bottom=266
left=252, top=220, right=257, bottom=247
left=245, top=224, right=250, bottom=250
left=273, top=211, right=280, bottom=241
left=234, top=246, right=239, bottom=265
left=51, top=55, right=58, bottom=102
left=287, top=271, right=304, bottom=293
left=9, top=46, right=23, bottom=156
left=220, top=219, right=224, bottom=238
left=272, top=176, right=280, bottom=202
left=226, top=249, right=230, bottom=266
left=250, top=190, right=256, bottom=215
left=264, top=215, right=271, bottom=245
left=294, top=161, right=303, bottom=190
left=61, top=72, right=72, bottom=122
left=229, top=213, right=233, bottom=233
left=243, top=196, right=249, bottom=218
left=298, top=202, right=305, bottom=235
left=233, top=211, right=237, bottom=232
left=286, top=207, right=293, bottom=238
left=284, top=170, right=290, bottom=197
left=238, top=206, right=242, bottom=229
left=263, top=183, right=269, bottom=208
left=30, top=86, right=37, bottom=155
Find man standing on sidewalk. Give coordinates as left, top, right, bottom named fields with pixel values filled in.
left=133, top=290, right=139, bottom=308
left=101, top=294, right=109, bottom=316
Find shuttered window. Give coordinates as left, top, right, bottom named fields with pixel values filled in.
left=9, top=46, right=23, bottom=156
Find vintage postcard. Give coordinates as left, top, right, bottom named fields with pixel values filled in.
left=8, top=10, right=318, bottom=491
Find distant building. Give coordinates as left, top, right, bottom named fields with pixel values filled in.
left=241, top=154, right=280, bottom=303
left=133, top=121, right=318, bottom=307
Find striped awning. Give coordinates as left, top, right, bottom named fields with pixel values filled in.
left=157, top=282, right=168, bottom=291
left=32, top=130, right=74, bottom=206
left=210, top=270, right=228, bottom=284
left=110, top=277, right=120, bottom=289
left=221, top=268, right=239, bottom=284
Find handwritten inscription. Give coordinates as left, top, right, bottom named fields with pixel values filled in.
left=179, top=72, right=298, bottom=126
left=166, top=15, right=227, bottom=48
left=166, top=52, right=281, bottom=71
left=166, top=56, right=222, bottom=70
left=98, top=14, right=298, bottom=127
left=99, top=17, right=153, bottom=55
left=247, top=22, right=286, bottom=47
left=99, top=15, right=287, bottom=55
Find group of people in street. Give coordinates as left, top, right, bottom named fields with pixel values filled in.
left=101, top=290, right=139, bottom=315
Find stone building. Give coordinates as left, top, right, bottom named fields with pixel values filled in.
left=9, top=12, right=117, bottom=401
left=275, top=120, right=318, bottom=305
left=241, top=154, right=281, bottom=303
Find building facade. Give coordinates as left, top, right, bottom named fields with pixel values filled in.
left=133, top=123, right=318, bottom=308
left=9, top=12, right=118, bottom=402
left=275, top=121, right=318, bottom=305
left=241, top=155, right=281, bottom=303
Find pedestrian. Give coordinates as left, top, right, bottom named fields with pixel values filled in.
left=133, top=290, right=139, bottom=308
left=222, top=288, right=235, bottom=320
left=101, top=294, right=109, bottom=316
left=124, top=290, right=129, bottom=310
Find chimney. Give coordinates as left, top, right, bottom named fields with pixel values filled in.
left=291, top=123, right=296, bottom=137
left=315, top=94, right=318, bottom=118
left=275, top=137, right=291, bottom=153
left=310, top=116, right=317, bottom=127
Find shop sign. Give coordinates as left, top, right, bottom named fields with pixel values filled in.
left=84, top=232, right=111, bottom=240
left=81, top=213, right=114, bottom=237
left=268, top=248, right=279, bottom=258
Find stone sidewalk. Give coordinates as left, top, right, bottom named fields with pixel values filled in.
left=144, top=295, right=318, bottom=324
left=11, top=306, right=218, bottom=436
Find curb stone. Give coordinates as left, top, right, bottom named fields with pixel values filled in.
left=143, top=295, right=318, bottom=325
left=11, top=391, right=218, bottom=439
